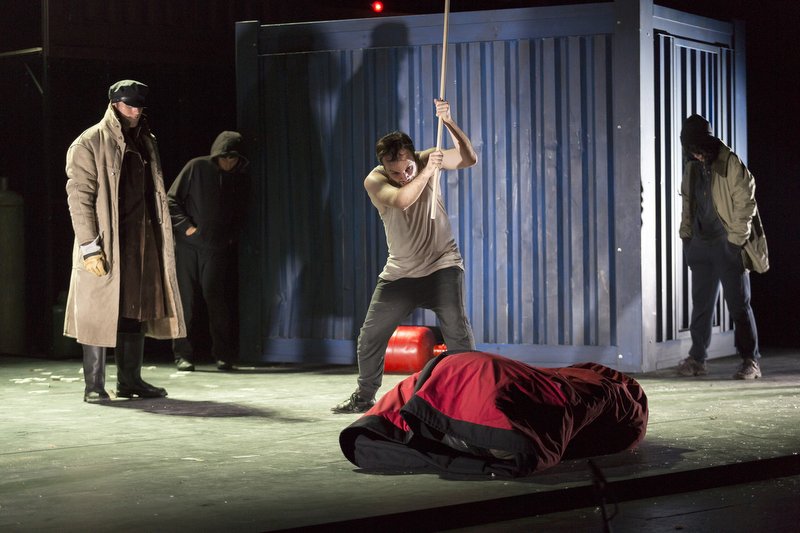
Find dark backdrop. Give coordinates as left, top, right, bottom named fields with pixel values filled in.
left=0, top=0, right=796, bottom=357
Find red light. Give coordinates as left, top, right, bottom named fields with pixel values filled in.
left=371, top=1, right=384, bottom=13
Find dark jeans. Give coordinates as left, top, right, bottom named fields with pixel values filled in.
left=684, top=237, right=759, bottom=362
left=172, top=242, right=236, bottom=361
left=356, top=267, right=475, bottom=398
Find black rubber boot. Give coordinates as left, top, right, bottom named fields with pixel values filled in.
left=115, top=332, right=168, bottom=399
left=82, top=344, right=110, bottom=403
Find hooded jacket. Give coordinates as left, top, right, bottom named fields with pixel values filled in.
left=64, top=104, right=186, bottom=346
left=680, top=143, right=769, bottom=273
left=167, top=131, right=249, bottom=250
left=340, top=351, right=648, bottom=477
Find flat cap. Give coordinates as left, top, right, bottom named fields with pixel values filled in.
left=108, top=79, right=148, bottom=108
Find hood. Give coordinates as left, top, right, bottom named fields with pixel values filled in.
left=210, top=131, right=249, bottom=168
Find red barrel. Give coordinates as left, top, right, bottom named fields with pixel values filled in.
left=384, top=326, right=436, bottom=373
left=433, top=343, right=448, bottom=357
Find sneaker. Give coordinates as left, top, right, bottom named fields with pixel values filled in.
left=176, top=357, right=195, bottom=372
left=733, top=358, right=761, bottom=380
left=676, top=357, right=707, bottom=377
left=331, top=391, right=375, bottom=414
left=216, top=360, right=234, bottom=371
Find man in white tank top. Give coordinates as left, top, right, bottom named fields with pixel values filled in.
left=333, top=99, right=478, bottom=413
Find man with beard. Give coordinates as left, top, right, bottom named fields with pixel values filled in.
left=65, top=79, right=186, bottom=402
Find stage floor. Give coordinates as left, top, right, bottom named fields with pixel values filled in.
left=1, top=349, right=799, bottom=532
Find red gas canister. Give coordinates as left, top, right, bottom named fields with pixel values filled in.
left=384, top=326, right=436, bottom=373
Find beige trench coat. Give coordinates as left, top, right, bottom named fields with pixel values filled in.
left=679, top=143, right=769, bottom=274
left=64, top=104, right=186, bottom=347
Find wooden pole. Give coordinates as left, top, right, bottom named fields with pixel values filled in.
left=430, top=0, right=450, bottom=219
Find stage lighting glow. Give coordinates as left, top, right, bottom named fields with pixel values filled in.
left=371, top=1, right=384, bottom=13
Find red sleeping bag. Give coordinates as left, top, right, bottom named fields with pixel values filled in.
left=339, top=351, right=648, bottom=477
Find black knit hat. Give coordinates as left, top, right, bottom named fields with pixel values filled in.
left=680, top=114, right=715, bottom=148
left=108, top=80, right=148, bottom=108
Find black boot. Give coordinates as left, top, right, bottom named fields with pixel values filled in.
left=115, top=332, right=168, bottom=398
left=82, top=344, right=110, bottom=403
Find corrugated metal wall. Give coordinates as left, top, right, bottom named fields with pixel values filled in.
left=262, top=36, right=613, bottom=344
left=462, top=36, right=615, bottom=349
left=242, top=8, right=618, bottom=363
left=653, top=15, right=739, bottom=345
left=236, top=1, right=745, bottom=369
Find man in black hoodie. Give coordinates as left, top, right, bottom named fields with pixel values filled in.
left=167, top=131, right=248, bottom=371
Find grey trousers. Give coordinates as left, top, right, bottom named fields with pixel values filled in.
left=356, top=267, right=474, bottom=398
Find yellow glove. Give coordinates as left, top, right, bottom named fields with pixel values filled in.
left=83, top=253, right=108, bottom=276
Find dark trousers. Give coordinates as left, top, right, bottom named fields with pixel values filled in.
left=356, top=267, right=475, bottom=398
left=685, top=237, right=759, bottom=362
left=173, top=242, right=236, bottom=361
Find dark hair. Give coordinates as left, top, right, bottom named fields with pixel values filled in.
left=375, top=131, right=415, bottom=163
